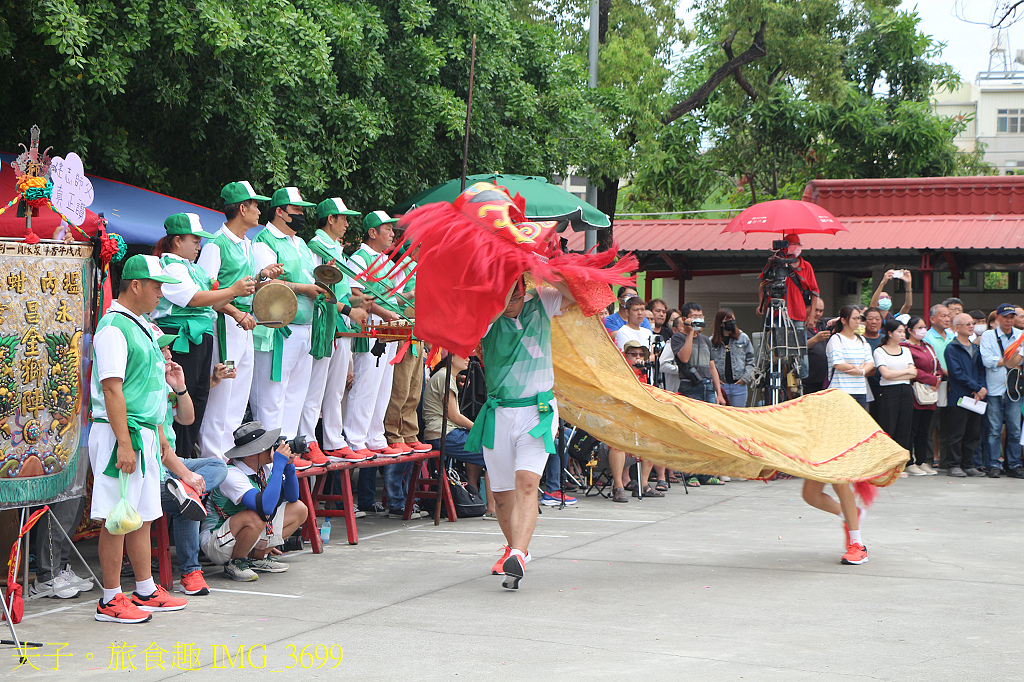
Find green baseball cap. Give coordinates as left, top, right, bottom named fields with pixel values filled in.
left=157, top=333, right=178, bottom=348
left=269, top=187, right=316, bottom=209
left=221, top=181, right=271, bottom=205
left=363, top=210, right=398, bottom=232
left=121, top=254, right=180, bottom=284
left=164, top=212, right=218, bottom=239
left=316, top=197, right=360, bottom=219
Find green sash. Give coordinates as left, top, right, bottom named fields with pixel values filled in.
left=270, top=325, right=292, bottom=382
left=96, top=417, right=157, bottom=477
left=311, top=293, right=337, bottom=360
left=465, top=389, right=556, bottom=455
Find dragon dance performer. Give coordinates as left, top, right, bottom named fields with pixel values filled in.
left=198, top=182, right=282, bottom=460
left=468, top=275, right=575, bottom=588
left=300, top=197, right=369, bottom=462
left=153, top=213, right=255, bottom=459
left=392, top=183, right=638, bottom=589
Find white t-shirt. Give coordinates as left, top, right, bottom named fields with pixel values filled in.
left=615, top=325, right=654, bottom=351
left=872, top=345, right=914, bottom=386
left=158, top=255, right=201, bottom=309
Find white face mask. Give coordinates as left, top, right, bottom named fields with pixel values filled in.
left=788, top=245, right=802, bottom=258
left=912, top=328, right=927, bottom=340
left=974, top=324, right=987, bottom=336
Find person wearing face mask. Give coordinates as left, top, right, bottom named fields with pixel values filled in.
left=709, top=308, right=755, bottom=407
left=869, top=269, right=913, bottom=321
left=901, top=316, right=943, bottom=475
left=775, top=234, right=819, bottom=326
left=979, top=303, right=1024, bottom=478
left=250, top=187, right=326, bottom=451
left=968, top=310, right=987, bottom=345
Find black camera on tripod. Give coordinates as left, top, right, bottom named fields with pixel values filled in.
left=762, top=240, right=798, bottom=300
left=277, top=434, right=310, bottom=456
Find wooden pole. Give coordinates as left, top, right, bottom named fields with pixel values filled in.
left=460, top=34, right=477, bottom=192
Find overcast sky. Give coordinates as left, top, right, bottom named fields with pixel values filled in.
left=900, top=1, right=1023, bottom=80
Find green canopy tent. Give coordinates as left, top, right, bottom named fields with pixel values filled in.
left=393, top=174, right=609, bottom=232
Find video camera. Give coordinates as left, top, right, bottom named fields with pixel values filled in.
left=761, top=239, right=798, bottom=300
left=276, top=434, right=310, bottom=456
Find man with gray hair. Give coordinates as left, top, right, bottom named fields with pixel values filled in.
left=979, top=304, right=1024, bottom=478
left=924, top=303, right=955, bottom=468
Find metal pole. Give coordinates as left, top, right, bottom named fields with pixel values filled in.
left=460, top=34, right=477, bottom=192
left=433, top=358, right=454, bottom=525
left=584, top=0, right=600, bottom=253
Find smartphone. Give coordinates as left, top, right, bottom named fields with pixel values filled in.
left=891, top=269, right=904, bottom=278
left=224, top=360, right=235, bottom=370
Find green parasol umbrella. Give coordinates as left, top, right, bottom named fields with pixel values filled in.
left=393, top=174, right=610, bottom=232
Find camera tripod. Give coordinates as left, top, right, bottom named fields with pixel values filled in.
left=750, top=297, right=804, bottom=406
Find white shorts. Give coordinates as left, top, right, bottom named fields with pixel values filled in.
left=482, top=401, right=558, bottom=493
left=201, top=519, right=268, bottom=566
left=88, top=422, right=162, bottom=522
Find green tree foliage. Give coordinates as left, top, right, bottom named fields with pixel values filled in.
left=626, top=2, right=992, bottom=213
left=0, top=0, right=613, bottom=212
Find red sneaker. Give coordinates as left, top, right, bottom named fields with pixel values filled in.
left=95, top=593, right=152, bottom=623
left=841, top=542, right=868, bottom=565
left=131, top=585, right=188, bottom=612
left=165, top=478, right=206, bottom=522
left=304, top=442, right=329, bottom=466
left=292, top=456, right=314, bottom=471
left=325, top=447, right=358, bottom=462
left=491, top=545, right=511, bottom=575
left=407, top=441, right=433, bottom=453
left=352, top=449, right=377, bottom=461
left=373, top=445, right=404, bottom=458
left=179, top=569, right=210, bottom=596
left=389, top=442, right=413, bottom=454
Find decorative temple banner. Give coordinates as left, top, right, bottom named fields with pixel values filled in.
left=0, top=239, right=94, bottom=508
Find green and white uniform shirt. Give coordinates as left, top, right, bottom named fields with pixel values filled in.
left=480, top=288, right=563, bottom=400
left=251, top=224, right=317, bottom=353
left=347, top=243, right=398, bottom=354
left=308, top=229, right=363, bottom=336
left=90, top=302, right=167, bottom=476
left=200, top=461, right=272, bottom=543
left=466, top=287, right=564, bottom=455
left=152, top=253, right=215, bottom=353
left=197, top=225, right=259, bottom=313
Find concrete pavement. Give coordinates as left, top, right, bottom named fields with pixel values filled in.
left=6, top=474, right=1024, bottom=680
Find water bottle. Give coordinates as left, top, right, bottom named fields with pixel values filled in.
left=320, top=519, right=331, bottom=544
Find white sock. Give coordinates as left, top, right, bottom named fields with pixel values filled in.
left=848, top=530, right=862, bottom=545
left=524, top=553, right=532, bottom=564
left=134, top=577, right=156, bottom=597
left=102, top=586, right=122, bottom=603
left=510, top=549, right=526, bottom=560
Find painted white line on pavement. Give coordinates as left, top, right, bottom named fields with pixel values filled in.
left=355, top=528, right=409, bottom=541
left=22, top=602, right=91, bottom=620
left=537, top=517, right=659, bottom=523
left=208, top=588, right=301, bottom=598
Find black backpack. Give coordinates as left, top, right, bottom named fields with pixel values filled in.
left=447, top=467, right=486, bottom=517
left=458, top=357, right=488, bottom=421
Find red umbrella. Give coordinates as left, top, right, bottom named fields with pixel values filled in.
left=722, top=199, right=847, bottom=237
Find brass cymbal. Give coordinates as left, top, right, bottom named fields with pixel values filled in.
left=403, top=305, right=415, bottom=318
left=316, top=282, right=337, bottom=305
left=313, top=264, right=344, bottom=286
left=252, top=281, right=297, bottom=328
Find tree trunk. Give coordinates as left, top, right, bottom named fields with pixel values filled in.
left=595, top=176, right=618, bottom=251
